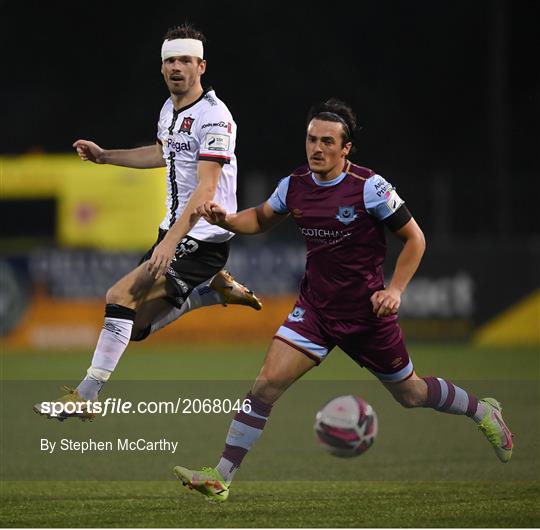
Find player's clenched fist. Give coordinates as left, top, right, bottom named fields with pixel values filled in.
left=197, top=201, right=227, bottom=226
left=73, top=140, right=105, bottom=164
left=370, top=287, right=401, bottom=318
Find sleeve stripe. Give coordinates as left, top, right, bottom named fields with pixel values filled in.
left=199, top=154, right=231, bottom=160
left=199, top=154, right=229, bottom=165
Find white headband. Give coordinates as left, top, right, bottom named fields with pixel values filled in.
left=161, top=38, right=204, bottom=61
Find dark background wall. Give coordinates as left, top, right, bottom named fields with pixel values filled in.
left=2, top=0, right=539, bottom=237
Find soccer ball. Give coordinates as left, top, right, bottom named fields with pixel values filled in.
left=314, top=395, right=378, bottom=458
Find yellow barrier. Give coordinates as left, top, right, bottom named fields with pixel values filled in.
left=474, top=290, right=540, bottom=346
left=1, top=154, right=165, bottom=250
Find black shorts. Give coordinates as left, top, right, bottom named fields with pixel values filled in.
left=139, top=229, right=229, bottom=308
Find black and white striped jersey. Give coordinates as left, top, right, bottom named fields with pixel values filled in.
left=157, top=88, right=237, bottom=242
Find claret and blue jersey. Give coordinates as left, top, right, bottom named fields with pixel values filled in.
left=267, top=160, right=411, bottom=320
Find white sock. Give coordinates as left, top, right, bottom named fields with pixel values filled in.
left=149, top=307, right=184, bottom=335
left=216, top=457, right=237, bottom=483
left=91, top=317, right=133, bottom=372
left=77, top=304, right=135, bottom=399
left=472, top=402, right=486, bottom=423
left=197, top=284, right=224, bottom=307
left=215, top=391, right=273, bottom=484
left=148, top=284, right=224, bottom=336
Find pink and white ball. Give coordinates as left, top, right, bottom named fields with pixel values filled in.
left=314, top=395, right=378, bottom=457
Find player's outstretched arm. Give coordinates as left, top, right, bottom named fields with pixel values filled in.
left=73, top=140, right=166, bottom=169
left=198, top=200, right=287, bottom=235
left=370, top=218, right=426, bottom=318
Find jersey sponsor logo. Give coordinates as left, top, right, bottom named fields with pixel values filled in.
left=203, top=133, right=230, bottom=151
left=384, top=189, right=404, bottom=214
left=179, top=116, right=195, bottom=134
left=374, top=177, right=390, bottom=197
left=300, top=227, right=348, bottom=239
left=201, top=121, right=232, bottom=133
left=166, top=138, right=192, bottom=152
left=335, top=206, right=358, bottom=225
left=287, top=306, right=306, bottom=323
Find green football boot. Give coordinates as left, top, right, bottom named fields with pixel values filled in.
left=477, top=398, right=513, bottom=463
left=173, top=466, right=230, bottom=502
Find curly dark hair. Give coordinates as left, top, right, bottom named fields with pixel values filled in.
left=163, top=22, right=206, bottom=44
left=306, top=98, right=357, bottom=147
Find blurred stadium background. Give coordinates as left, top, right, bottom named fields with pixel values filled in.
left=1, top=2, right=539, bottom=527
left=1, top=0, right=538, bottom=350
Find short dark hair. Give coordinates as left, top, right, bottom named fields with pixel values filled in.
left=163, top=22, right=206, bottom=44
left=307, top=98, right=357, bottom=147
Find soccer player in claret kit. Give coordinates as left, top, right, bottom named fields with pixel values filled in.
left=173, top=98, right=514, bottom=502
left=33, top=23, right=261, bottom=420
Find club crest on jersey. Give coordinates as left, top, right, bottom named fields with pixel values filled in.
left=335, top=206, right=358, bottom=225
left=179, top=116, right=195, bottom=134
left=287, top=306, right=306, bottom=323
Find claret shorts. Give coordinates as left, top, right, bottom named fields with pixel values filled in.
left=275, top=295, right=414, bottom=383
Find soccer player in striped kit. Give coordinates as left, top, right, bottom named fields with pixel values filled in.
left=174, top=98, right=513, bottom=502
left=33, top=23, right=261, bottom=420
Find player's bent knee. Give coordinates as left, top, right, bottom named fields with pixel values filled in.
left=105, top=286, right=120, bottom=304
left=106, top=285, right=129, bottom=306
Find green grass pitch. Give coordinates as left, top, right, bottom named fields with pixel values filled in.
left=1, top=343, right=539, bottom=527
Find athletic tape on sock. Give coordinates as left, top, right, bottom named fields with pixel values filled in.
left=87, top=366, right=111, bottom=382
